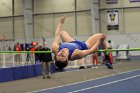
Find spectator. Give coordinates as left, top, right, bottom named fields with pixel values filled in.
left=40, top=43, right=52, bottom=79
left=108, top=40, right=113, bottom=49
left=28, top=42, right=37, bottom=62
left=13, top=42, right=22, bottom=64
left=107, top=40, right=113, bottom=64
left=91, top=52, right=99, bottom=68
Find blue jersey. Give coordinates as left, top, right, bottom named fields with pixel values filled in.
left=59, top=41, right=88, bottom=60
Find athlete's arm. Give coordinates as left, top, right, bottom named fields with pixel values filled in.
left=81, top=39, right=103, bottom=57
left=52, top=16, right=65, bottom=53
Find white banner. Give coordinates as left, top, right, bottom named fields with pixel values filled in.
left=107, top=9, right=119, bottom=30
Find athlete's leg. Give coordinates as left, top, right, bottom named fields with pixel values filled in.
left=85, top=33, right=113, bottom=69
left=60, top=31, right=75, bottom=43
left=85, top=33, right=109, bottom=49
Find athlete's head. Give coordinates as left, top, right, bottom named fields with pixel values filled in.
left=55, top=49, right=69, bottom=70
left=55, top=59, right=68, bottom=70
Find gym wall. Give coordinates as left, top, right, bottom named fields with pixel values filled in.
left=99, top=0, right=140, bottom=49
left=34, top=0, right=92, bottom=38
left=0, top=0, right=92, bottom=43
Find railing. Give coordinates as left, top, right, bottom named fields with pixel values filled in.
left=0, top=51, right=93, bottom=68
left=0, top=52, right=36, bottom=68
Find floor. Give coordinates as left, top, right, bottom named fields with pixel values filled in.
left=0, top=60, right=140, bottom=93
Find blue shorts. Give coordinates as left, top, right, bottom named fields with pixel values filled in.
left=70, top=41, right=88, bottom=50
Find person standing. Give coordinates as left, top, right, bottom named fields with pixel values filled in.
left=40, top=43, right=52, bottom=79
left=107, top=40, right=113, bottom=64
left=14, top=42, right=22, bottom=64
left=91, top=52, right=99, bottom=68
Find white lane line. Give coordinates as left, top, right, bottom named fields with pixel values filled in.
left=28, top=69, right=140, bottom=93
left=68, top=74, right=140, bottom=93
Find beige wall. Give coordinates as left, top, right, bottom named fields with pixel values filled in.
left=0, top=0, right=12, bottom=17
left=34, top=14, right=53, bottom=38
left=0, top=0, right=92, bottom=41
left=34, top=0, right=53, bottom=13
left=0, top=18, right=13, bottom=39
left=123, top=0, right=140, bottom=7
left=14, top=0, right=23, bottom=15
left=124, top=8, right=140, bottom=33
left=0, top=0, right=24, bottom=40
left=53, top=0, right=74, bottom=12
left=14, top=17, right=25, bottom=39
left=77, top=0, right=91, bottom=10
left=77, top=11, right=92, bottom=35
left=0, top=0, right=13, bottom=39
left=54, top=13, right=75, bottom=36
left=33, top=0, right=92, bottom=37
left=100, top=0, right=140, bottom=34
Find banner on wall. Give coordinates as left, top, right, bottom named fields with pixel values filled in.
left=106, top=0, right=118, bottom=4
left=107, top=9, right=119, bottom=30
left=129, top=0, right=140, bottom=2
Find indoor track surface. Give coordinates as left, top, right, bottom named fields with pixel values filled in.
left=30, top=69, right=140, bottom=93
left=0, top=59, right=140, bottom=93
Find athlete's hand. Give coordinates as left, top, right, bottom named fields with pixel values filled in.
left=60, top=15, right=66, bottom=24
left=102, top=34, right=106, bottom=40
left=100, top=34, right=106, bottom=41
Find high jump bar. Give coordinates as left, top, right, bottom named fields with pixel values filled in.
left=0, top=48, right=140, bottom=53
left=94, top=48, right=140, bottom=52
